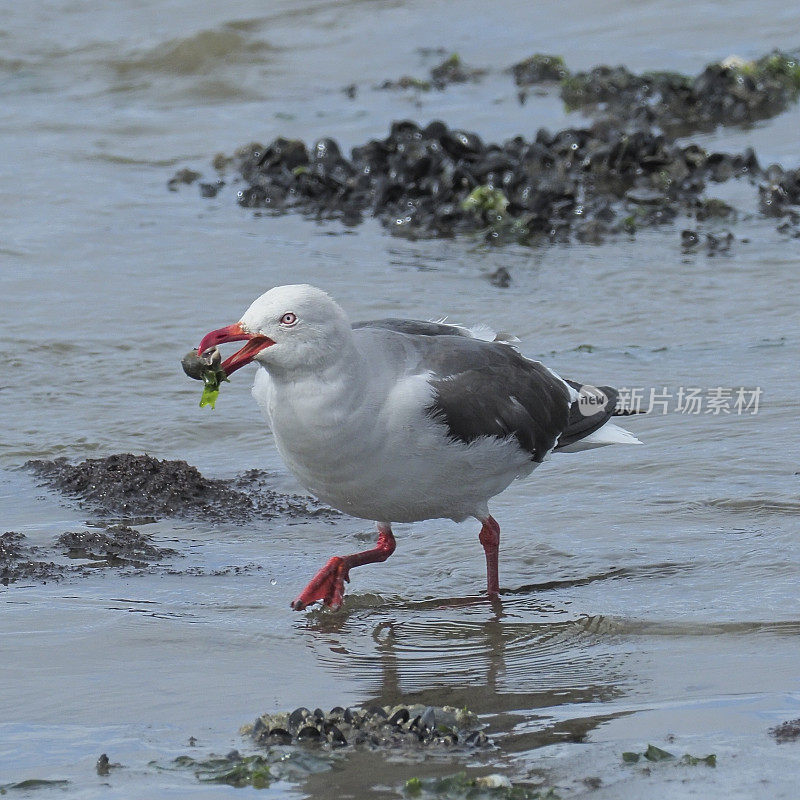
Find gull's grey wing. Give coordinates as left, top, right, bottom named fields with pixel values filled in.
left=354, top=320, right=619, bottom=460
left=411, top=333, right=572, bottom=463
left=352, top=318, right=474, bottom=338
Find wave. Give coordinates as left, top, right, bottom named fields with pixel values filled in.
left=110, top=27, right=274, bottom=76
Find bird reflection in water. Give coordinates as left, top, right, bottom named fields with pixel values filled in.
left=302, top=593, right=632, bottom=754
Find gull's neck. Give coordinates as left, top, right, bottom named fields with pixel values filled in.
left=260, top=337, right=379, bottom=482
left=265, top=335, right=364, bottom=385
left=263, top=336, right=374, bottom=428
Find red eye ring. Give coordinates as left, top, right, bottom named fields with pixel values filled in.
left=280, top=312, right=297, bottom=326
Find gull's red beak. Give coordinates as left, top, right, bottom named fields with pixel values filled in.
left=198, top=322, right=274, bottom=376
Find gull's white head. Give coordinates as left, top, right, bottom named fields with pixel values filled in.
left=197, top=284, right=352, bottom=376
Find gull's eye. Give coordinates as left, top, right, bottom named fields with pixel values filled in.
left=280, top=312, right=298, bottom=326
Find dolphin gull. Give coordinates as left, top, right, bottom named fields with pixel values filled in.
left=195, top=284, right=641, bottom=610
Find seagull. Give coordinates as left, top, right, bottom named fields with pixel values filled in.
left=195, top=284, right=641, bottom=610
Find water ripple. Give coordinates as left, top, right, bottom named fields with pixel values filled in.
left=302, top=606, right=627, bottom=715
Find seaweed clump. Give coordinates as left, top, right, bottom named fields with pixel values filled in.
left=56, top=525, right=176, bottom=567
left=26, top=454, right=333, bottom=523
left=380, top=52, right=485, bottom=91
left=403, top=772, right=559, bottom=799
left=0, top=532, right=62, bottom=585
left=1, top=526, right=178, bottom=585
left=621, top=744, right=716, bottom=766
left=168, top=748, right=330, bottom=789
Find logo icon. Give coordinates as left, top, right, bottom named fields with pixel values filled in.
left=577, top=384, right=608, bottom=417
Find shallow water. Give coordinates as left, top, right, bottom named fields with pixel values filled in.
left=2, top=0, right=800, bottom=797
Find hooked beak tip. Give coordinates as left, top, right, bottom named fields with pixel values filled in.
left=197, top=322, right=274, bottom=376
left=197, top=322, right=249, bottom=357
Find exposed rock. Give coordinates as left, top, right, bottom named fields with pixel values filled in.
left=487, top=267, right=511, bottom=287
left=559, top=50, right=800, bottom=135
left=226, top=119, right=762, bottom=246
left=770, top=719, right=800, bottom=743
left=168, top=168, right=202, bottom=190
left=509, top=53, right=568, bottom=85
left=429, top=53, right=486, bottom=89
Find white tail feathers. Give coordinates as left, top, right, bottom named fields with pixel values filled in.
left=557, top=422, right=643, bottom=453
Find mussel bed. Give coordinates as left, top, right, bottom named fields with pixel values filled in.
left=245, top=704, right=490, bottom=750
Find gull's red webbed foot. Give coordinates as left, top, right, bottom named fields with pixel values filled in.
left=290, top=523, right=396, bottom=611
left=290, top=556, right=350, bottom=610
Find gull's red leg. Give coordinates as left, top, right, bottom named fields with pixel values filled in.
left=290, top=523, right=396, bottom=611
left=478, top=515, right=501, bottom=597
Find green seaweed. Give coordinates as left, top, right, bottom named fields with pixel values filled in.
left=165, top=748, right=334, bottom=788
left=681, top=753, right=717, bottom=767
left=462, top=186, right=509, bottom=215
left=398, top=76, right=433, bottom=91
left=197, top=756, right=273, bottom=788
left=439, top=53, right=461, bottom=70
left=623, top=745, right=716, bottom=768
left=622, top=743, right=674, bottom=763
left=762, top=53, right=800, bottom=88
left=559, top=74, right=590, bottom=111
left=644, top=744, right=675, bottom=762
left=733, top=51, right=800, bottom=91
left=199, top=366, right=228, bottom=409
left=402, top=772, right=559, bottom=799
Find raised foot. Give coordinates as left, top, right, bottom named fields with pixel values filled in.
left=290, top=556, right=350, bottom=611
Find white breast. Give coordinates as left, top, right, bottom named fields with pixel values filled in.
left=251, top=368, right=534, bottom=523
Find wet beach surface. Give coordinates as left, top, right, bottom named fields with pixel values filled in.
left=2, top=0, right=800, bottom=797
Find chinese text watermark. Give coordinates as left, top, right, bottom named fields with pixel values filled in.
left=577, top=386, right=763, bottom=416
